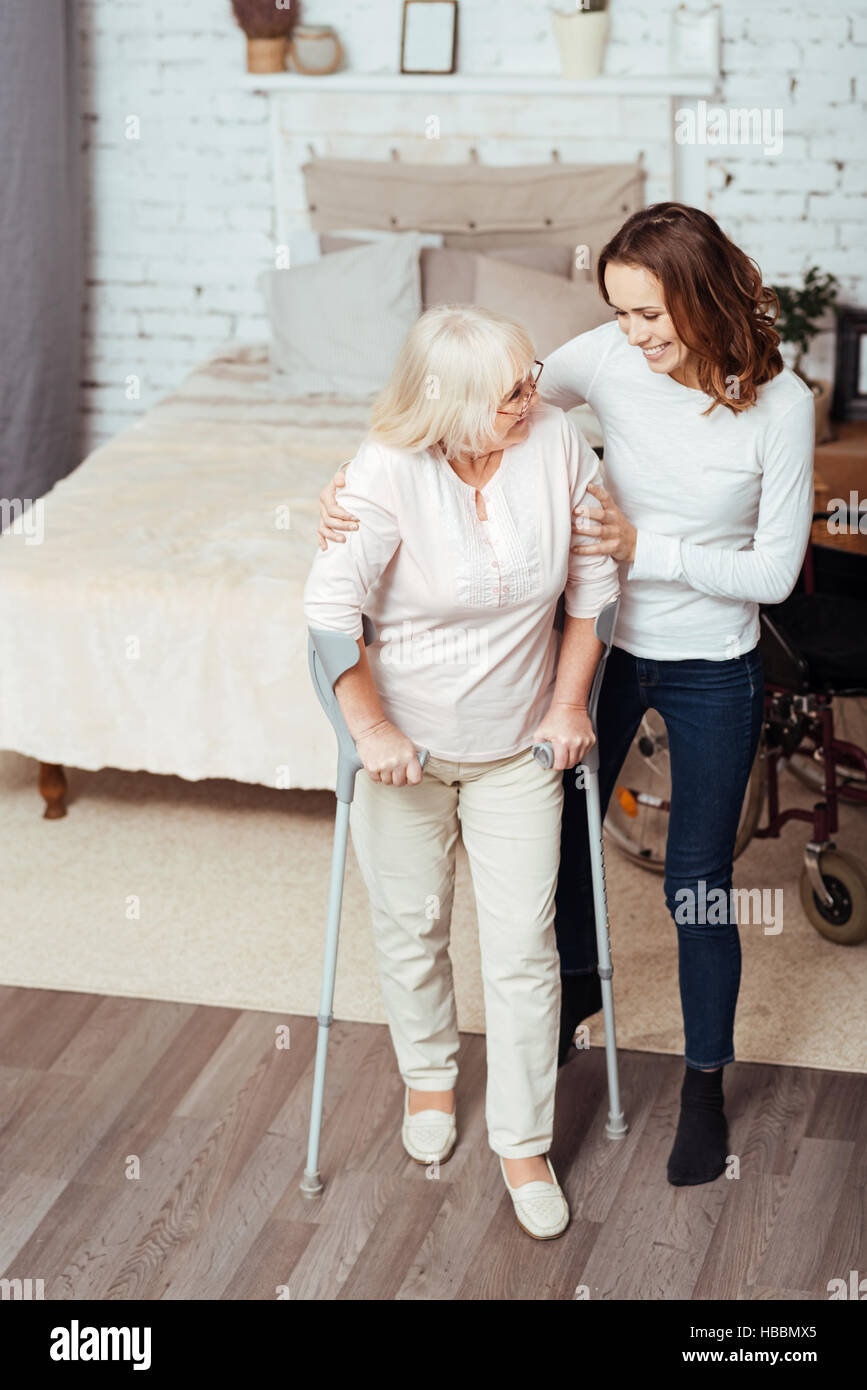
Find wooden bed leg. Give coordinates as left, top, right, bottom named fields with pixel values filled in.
left=39, top=763, right=68, bottom=819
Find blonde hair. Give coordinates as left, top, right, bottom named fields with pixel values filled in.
left=369, top=304, right=536, bottom=459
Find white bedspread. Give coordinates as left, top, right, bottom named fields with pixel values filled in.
left=0, top=349, right=377, bottom=789
left=0, top=347, right=603, bottom=790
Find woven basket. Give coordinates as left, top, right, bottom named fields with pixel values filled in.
left=246, top=36, right=287, bottom=73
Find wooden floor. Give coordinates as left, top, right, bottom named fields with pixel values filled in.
left=0, top=985, right=863, bottom=1300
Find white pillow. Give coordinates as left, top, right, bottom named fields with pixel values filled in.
left=282, top=227, right=444, bottom=268
left=258, top=232, right=423, bottom=396
left=473, top=254, right=611, bottom=358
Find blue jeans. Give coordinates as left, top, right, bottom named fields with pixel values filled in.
left=554, top=642, right=764, bottom=1069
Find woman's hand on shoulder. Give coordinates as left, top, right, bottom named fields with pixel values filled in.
left=355, top=719, right=424, bottom=786
left=317, top=463, right=359, bottom=550
left=531, top=703, right=596, bottom=771
left=572, top=481, right=637, bottom=564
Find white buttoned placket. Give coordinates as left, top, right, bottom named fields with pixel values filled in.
left=439, top=444, right=539, bottom=611
left=477, top=500, right=511, bottom=607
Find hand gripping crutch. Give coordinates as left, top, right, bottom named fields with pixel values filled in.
left=300, top=615, right=429, bottom=1198
left=531, top=597, right=627, bottom=1140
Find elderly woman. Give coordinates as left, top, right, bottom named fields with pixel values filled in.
left=303, top=304, right=618, bottom=1240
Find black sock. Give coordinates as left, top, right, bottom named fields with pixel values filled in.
left=666, top=1065, right=728, bottom=1186
left=558, top=971, right=603, bottom=1067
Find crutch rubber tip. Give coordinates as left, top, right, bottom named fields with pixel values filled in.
left=605, top=1116, right=629, bottom=1140
left=299, top=1170, right=324, bottom=1198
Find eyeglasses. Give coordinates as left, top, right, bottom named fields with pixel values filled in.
left=496, top=360, right=544, bottom=419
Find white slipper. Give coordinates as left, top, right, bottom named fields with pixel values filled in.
left=402, top=1088, right=457, bottom=1165
left=500, top=1155, right=570, bottom=1239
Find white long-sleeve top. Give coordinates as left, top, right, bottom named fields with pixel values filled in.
left=541, top=320, right=816, bottom=660
left=302, top=403, right=620, bottom=761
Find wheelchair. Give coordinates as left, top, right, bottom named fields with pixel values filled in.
left=602, top=514, right=867, bottom=946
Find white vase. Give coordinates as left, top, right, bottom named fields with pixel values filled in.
left=289, top=24, right=343, bottom=76
left=552, top=10, right=610, bottom=80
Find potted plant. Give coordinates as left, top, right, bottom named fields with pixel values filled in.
left=231, top=0, right=298, bottom=74
left=552, top=1, right=609, bottom=80
left=771, top=266, right=840, bottom=445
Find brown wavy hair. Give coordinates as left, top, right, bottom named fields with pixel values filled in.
left=596, top=202, right=783, bottom=414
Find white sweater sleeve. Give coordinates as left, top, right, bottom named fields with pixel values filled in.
left=628, top=393, right=815, bottom=605
left=539, top=322, right=612, bottom=412
left=562, top=414, right=621, bottom=619
left=302, top=440, right=401, bottom=640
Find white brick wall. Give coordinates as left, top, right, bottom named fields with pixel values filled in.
left=79, top=0, right=867, bottom=451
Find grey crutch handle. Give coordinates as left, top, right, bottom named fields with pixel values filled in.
left=309, top=617, right=428, bottom=802
left=531, top=596, right=619, bottom=774
left=531, top=741, right=557, bottom=769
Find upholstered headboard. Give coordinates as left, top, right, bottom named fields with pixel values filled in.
left=302, top=158, right=644, bottom=261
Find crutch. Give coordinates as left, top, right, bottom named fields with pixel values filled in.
left=300, top=614, right=429, bottom=1198
left=531, top=596, right=628, bottom=1140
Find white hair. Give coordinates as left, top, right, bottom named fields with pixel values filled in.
left=369, top=303, right=536, bottom=459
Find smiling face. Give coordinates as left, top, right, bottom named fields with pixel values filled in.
left=493, top=413, right=531, bottom=448
left=603, top=261, right=696, bottom=384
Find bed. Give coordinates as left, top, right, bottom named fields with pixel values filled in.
left=0, top=345, right=610, bottom=815
left=0, top=346, right=380, bottom=812
left=0, top=156, right=641, bottom=815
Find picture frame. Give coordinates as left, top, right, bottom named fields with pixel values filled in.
left=400, top=0, right=458, bottom=76
left=833, top=307, right=867, bottom=422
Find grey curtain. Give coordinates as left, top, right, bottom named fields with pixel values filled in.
left=0, top=0, right=81, bottom=504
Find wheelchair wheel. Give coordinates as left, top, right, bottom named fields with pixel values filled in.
left=799, top=849, right=867, bottom=945
left=786, top=696, right=867, bottom=804
left=603, top=711, right=766, bottom=873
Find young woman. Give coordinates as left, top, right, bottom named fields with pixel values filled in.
left=317, top=204, right=815, bottom=1189
left=303, top=304, right=619, bottom=1239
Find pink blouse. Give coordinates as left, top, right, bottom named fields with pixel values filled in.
left=302, top=403, right=620, bottom=761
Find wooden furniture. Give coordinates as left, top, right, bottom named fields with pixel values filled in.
left=38, top=763, right=68, bottom=820
left=812, top=420, right=867, bottom=559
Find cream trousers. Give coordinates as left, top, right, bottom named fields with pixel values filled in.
left=349, top=745, right=564, bottom=1159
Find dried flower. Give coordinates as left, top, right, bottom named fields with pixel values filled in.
left=230, top=0, right=298, bottom=40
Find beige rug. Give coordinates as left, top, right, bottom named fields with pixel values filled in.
left=1, top=749, right=864, bottom=1072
